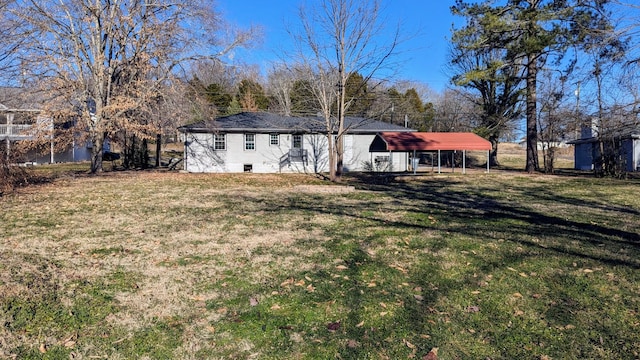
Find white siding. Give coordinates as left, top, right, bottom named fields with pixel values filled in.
left=184, top=133, right=228, bottom=172
left=634, top=139, right=640, bottom=171
left=184, top=131, right=411, bottom=173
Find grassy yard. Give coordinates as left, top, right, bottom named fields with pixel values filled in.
left=1, top=170, right=639, bottom=359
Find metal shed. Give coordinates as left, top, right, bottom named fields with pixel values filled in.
left=370, top=132, right=493, bottom=173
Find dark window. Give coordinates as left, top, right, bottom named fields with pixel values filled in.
left=214, top=134, right=226, bottom=150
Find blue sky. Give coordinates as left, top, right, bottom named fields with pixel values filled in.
left=217, top=1, right=458, bottom=92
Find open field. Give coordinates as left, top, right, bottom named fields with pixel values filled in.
left=1, top=171, right=639, bottom=359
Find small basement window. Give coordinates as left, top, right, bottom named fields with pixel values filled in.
left=244, top=164, right=253, bottom=173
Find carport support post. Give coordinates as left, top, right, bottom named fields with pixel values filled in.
left=486, top=150, right=490, bottom=173
left=463, top=150, right=466, bottom=174
left=413, top=149, right=417, bottom=175
left=437, top=150, right=441, bottom=173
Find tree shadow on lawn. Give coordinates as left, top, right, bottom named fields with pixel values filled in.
left=306, top=178, right=638, bottom=357
left=253, top=175, right=640, bottom=270
left=345, top=176, right=640, bottom=267
left=217, top=177, right=640, bottom=358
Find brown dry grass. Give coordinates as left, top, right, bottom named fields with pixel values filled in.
left=0, top=172, right=372, bottom=356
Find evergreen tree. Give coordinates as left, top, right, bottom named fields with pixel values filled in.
left=237, top=79, right=269, bottom=111
left=205, top=83, right=232, bottom=112
left=452, top=0, right=617, bottom=172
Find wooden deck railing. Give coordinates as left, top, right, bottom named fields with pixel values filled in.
left=0, top=124, right=34, bottom=139
left=279, top=149, right=308, bottom=172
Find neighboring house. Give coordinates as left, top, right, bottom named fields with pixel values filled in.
left=0, top=87, right=96, bottom=164
left=178, top=112, right=415, bottom=173
left=569, top=121, right=640, bottom=172
left=0, top=103, right=93, bottom=164
left=517, top=137, right=570, bottom=150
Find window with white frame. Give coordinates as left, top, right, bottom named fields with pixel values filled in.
left=213, top=133, right=226, bottom=150
left=270, top=133, right=279, bottom=146
left=292, top=134, right=303, bottom=149
left=375, top=155, right=390, bottom=165
left=245, top=133, right=256, bottom=150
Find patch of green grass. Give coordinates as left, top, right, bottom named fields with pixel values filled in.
left=90, top=246, right=141, bottom=257
left=158, top=255, right=215, bottom=267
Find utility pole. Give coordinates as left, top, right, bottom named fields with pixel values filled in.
left=575, top=81, right=581, bottom=140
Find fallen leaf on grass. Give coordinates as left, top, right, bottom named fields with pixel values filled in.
left=327, top=321, right=341, bottom=331
left=466, top=305, right=480, bottom=313
left=270, top=304, right=281, bottom=310
left=347, top=339, right=359, bottom=348
left=39, top=343, right=47, bottom=354
left=405, top=339, right=418, bottom=358
left=62, top=334, right=77, bottom=349
left=249, top=297, right=259, bottom=307
left=512, top=292, right=523, bottom=298
left=217, top=307, right=228, bottom=315
left=423, top=347, right=439, bottom=360
left=356, top=321, right=365, bottom=327
left=414, top=294, right=425, bottom=301
left=583, top=269, right=594, bottom=273
left=336, top=265, right=348, bottom=270
left=391, top=264, right=407, bottom=273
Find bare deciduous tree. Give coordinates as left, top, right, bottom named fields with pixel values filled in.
left=291, top=0, right=401, bottom=182
left=433, top=89, right=479, bottom=133
left=267, top=64, right=295, bottom=116
left=13, top=0, right=256, bottom=173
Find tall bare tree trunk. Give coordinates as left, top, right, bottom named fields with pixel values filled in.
left=155, top=134, right=161, bottom=167
left=525, top=55, right=539, bottom=173
left=489, top=134, right=500, bottom=167
left=328, top=134, right=337, bottom=181
left=90, top=132, right=104, bottom=173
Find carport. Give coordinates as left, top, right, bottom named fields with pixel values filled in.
left=371, top=132, right=492, bottom=174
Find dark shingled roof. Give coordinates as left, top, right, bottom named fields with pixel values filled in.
left=179, top=112, right=414, bottom=134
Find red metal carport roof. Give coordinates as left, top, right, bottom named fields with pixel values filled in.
left=377, top=132, right=492, bottom=151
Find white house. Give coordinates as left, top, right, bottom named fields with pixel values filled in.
left=178, top=112, right=415, bottom=173
left=0, top=104, right=93, bottom=164
left=0, top=86, right=96, bottom=164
